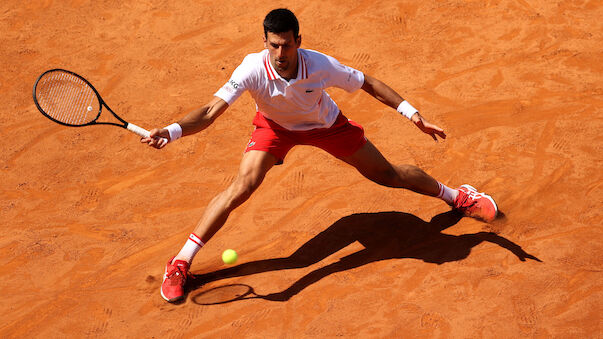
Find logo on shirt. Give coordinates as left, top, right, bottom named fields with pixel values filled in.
left=222, top=84, right=235, bottom=94
left=305, top=89, right=314, bottom=93
left=228, top=79, right=240, bottom=89
left=346, top=69, right=358, bottom=82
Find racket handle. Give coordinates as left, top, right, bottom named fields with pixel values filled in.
left=127, top=123, right=168, bottom=147
left=126, top=122, right=151, bottom=137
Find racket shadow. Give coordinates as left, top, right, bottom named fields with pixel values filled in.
left=189, top=210, right=541, bottom=303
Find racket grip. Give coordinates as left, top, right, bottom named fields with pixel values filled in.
left=126, top=122, right=151, bottom=137
left=127, top=123, right=168, bottom=146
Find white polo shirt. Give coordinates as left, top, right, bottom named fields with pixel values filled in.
left=215, top=48, right=365, bottom=131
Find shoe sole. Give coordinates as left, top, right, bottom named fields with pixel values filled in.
left=160, top=286, right=184, bottom=303
left=460, top=184, right=499, bottom=221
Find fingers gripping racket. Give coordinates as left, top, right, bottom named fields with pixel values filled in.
left=33, top=69, right=166, bottom=144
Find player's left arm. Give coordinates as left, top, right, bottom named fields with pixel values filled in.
left=361, top=75, right=446, bottom=141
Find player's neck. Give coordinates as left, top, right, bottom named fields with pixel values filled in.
left=273, top=58, right=298, bottom=81
left=280, top=67, right=297, bottom=81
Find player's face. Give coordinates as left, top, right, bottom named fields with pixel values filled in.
left=264, top=31, right=301, bottom=78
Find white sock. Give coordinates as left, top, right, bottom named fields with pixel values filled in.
left=174, top=233, right=204, bottom=264
left=437, top=182, right=458, bottom=205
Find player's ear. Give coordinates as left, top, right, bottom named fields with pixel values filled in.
left=263, top=35, right=267, bottom=49
left=296, top=34, right=302, bottom=47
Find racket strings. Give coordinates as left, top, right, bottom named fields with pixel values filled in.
left=35, top=71, right=100, bottom=126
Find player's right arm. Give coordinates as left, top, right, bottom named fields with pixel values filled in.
left=142, top=97, right=229, bottom=149
left=177, top=96, right=230, bottom=135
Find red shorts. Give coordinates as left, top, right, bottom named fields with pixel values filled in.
left=245, top=112, right=367, bottom=164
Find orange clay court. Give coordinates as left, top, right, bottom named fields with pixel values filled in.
left=1, top=0, right=601, bottom=337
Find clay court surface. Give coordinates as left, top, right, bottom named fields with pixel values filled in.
left=1, top=0, right=601, bottom=337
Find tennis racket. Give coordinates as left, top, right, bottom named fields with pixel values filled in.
left=33, top=68, right=166, bottom=145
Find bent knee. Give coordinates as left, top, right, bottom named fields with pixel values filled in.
left=398, top=164, right=425, bottom=178
left=369, top=164, right=423, bottom=188
left=233, top=177, right=260, bottom=197
left=224, top=173, right=264, bottom=206
left=363, top=165, right=400, bottom=187
left=380, top=167, right=401, bottom=185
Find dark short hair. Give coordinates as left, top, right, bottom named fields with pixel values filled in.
left=263, top=8, right=299, bottom=38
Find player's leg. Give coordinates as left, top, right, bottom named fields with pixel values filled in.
left=338, top=139, right=441, bottom=195
left=176, top=150, right=277, bottom=263
left=196, top=150, right=277, bottom=241
left=161, top=150, right=277, bottom=302
left=312, top=115, right=446, bottom=197
left=338, top=140, right=497, bottom=222
left=313, top=114, right=497, bottom=222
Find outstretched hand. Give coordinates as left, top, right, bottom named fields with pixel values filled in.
left=140, top=128, right=170, bottom=149
left=411, top=113, right=446, bottom=142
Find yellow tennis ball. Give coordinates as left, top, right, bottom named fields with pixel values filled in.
left=222, top=249, right=238, bottom=264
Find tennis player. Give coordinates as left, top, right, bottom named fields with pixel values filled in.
left=142, top=8, right=498, bottom=302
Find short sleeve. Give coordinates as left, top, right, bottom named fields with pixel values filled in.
left=214, top=55, right=257, bottom=105
left=323, top=55, right=365, bottom=93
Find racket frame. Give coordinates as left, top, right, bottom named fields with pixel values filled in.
left=33, top=68, right=156, bottom=139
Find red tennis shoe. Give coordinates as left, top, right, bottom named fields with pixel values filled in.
left=161, top=258, right=190, bottom=302
left=453, top=184, right=498, bottom=222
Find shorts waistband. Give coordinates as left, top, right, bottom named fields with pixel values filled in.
left=253, top=111, right=345, bottom=132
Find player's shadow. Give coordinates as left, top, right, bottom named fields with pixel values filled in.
left=190, top=211, right=540, bottom=302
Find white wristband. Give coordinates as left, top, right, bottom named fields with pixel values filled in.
left=397, top=100, right=418, bottom=120
left=165, top=123, right=183, bottom=142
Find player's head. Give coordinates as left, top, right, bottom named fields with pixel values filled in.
left=263, top=9, right=302, bottom=76
left=263, top=8, right=299, bottom=39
